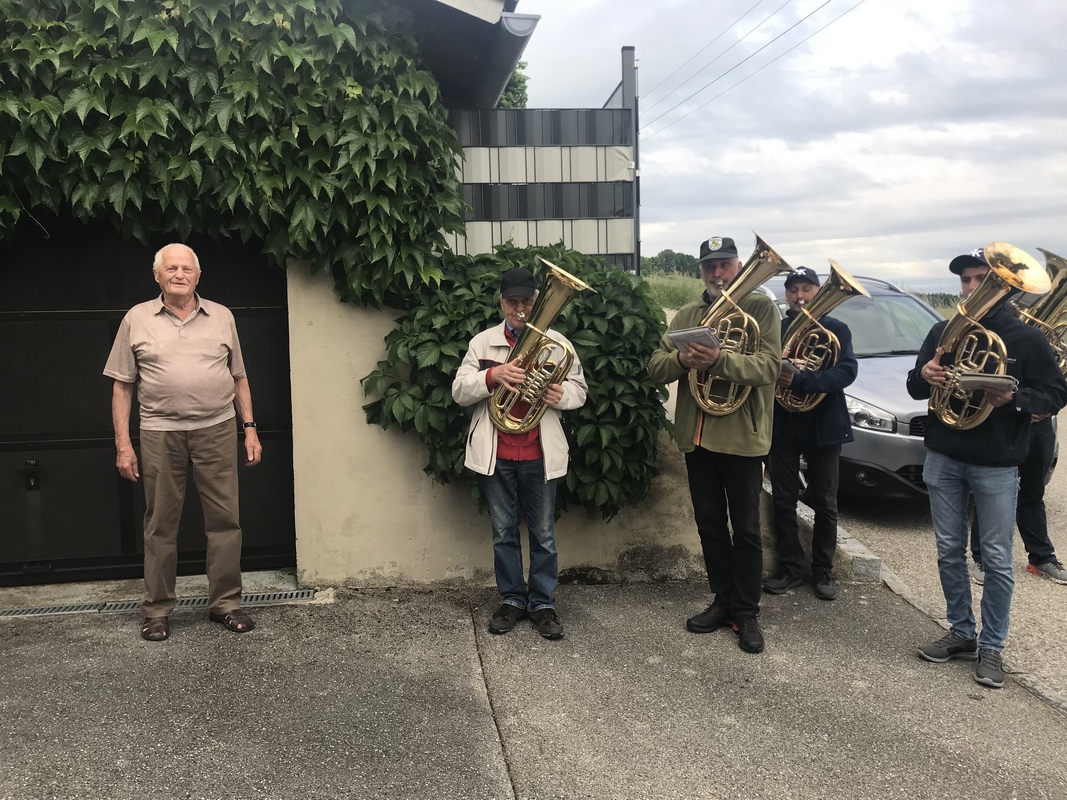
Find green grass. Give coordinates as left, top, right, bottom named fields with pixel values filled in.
left=643, top=273, right=703, bottom=310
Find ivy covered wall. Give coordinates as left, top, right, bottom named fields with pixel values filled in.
left=0, top=0, right=465, bottom=306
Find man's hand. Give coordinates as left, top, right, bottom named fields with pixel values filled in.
left=116, top=444, right=139, bottom=482
left=777, top=367, right=795, bottom=389
left=543, top=383, right=564, bottom=407
left=244, top=428, right=263, bottom=466
left=1033, top=412, right=1051, bottom=423
left=492, top=358, right=527, bottom=393
left=920, top=347, right=948, bottom=385
left=985, top=387, right=1015, bottom=408
left=679, top=341, right=721, bottom=371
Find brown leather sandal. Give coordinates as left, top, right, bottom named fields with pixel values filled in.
left=141, top=616, right=169, bottom=641
left=208, top=608, right=255, bottom=633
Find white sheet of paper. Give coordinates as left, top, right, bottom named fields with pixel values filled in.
left=668, top=326, right=722, bottom=350
left=957, top=373, right=1019, bottom=393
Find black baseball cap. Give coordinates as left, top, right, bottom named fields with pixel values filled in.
left=500, top=267, right=537, bottom=298
left=698, top=236, right=739, bottom=263
left=784, top=266, right=821, bottom=289
left=949, top=248, right=987, bottom=275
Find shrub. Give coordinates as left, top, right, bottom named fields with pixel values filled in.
left=361, top=244, right=670, bottom=520
left=643, top=273, right=703, bottom=310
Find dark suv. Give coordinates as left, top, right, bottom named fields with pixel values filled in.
left=768, top=275, right=940, bottom=499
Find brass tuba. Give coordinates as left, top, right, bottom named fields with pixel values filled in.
left=776, top=260, right=870, bottom=412
left=930, top=242, right=1050, bottom=430
left=488, top=257, right=595, bottom=434
left=1014, top=248, right=1067, bottom=379
left=687, top=234, right=795, bottom=415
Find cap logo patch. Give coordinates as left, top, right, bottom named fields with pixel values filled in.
left=790, top=267, right=808, bottom=277
left=971, top=248, right=984, bottom=260
left=708, top=237, right=722, bottom=251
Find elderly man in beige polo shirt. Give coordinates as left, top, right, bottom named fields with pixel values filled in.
left=104, top=243, right=263, bottom=642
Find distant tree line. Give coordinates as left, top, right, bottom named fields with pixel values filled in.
left=641, top=249, right=699, bottom=277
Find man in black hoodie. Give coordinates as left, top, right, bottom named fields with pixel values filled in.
left=765, top=266, right=859, bottom=602
left=907, top=247, right=1067, bottom=689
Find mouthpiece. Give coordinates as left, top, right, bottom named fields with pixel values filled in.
left=714, top=280, right=725, bottom=289
left=517, top=312, right=527, bottom=322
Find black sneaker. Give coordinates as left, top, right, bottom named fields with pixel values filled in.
left=812, top=570, right=838, bottom=601
left=488, top=603, right=527, bottom=635
left=917, top=631, right=978, bottom=663
left=974, top=648, right=1005, bottom=688
left=530, top=608, right=564, bottom=640
left=736, top=616, right=765, bottom=653
left=763, top=569, right=804, bottom=595
left=686, top=603, right=733, bottom=634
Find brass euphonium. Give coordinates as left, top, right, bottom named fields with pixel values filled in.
left=1014, top=248, right=1067, bottom=379
left=687, top=234, right=795, bottom=415
left=776, top=260, right=870, bottom=412
left=488, top=257, right=595, bottom=434
left=930, top=242, right=1051, bottom=430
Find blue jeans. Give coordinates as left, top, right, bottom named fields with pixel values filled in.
left=479, top=459, right=558, bottom=612
left=923, top=449, right=1019, bottom=651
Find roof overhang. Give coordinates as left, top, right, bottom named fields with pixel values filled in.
left=384, top=0, right=539, bottom=108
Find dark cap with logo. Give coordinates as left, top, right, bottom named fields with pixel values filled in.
left=698, top=236, right=739, bottom=263
left=500, top=267, right=537, bottom=298
left=784, top=266, right=821, bottom=289
left=949, top=248, right=987, bottom=275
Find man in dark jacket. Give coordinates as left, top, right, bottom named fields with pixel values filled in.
left=765, top=266, right=858, bottom=601
left=907, top=247, right=1067, bottom=689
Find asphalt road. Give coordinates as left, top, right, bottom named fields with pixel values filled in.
left=837, top=450, right=1067, bottom=704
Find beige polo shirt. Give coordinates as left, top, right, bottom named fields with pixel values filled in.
left=103, top=295, right=247, bottom=431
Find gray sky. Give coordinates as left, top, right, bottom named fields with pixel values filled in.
left=514, top=0, right=1067, bottom=293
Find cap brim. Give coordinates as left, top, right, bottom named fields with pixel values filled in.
left=699, top=253, right=737, bottom=263
left=502, top=287, right=536, bottom=298
left=949, top=255, right=987, bottom=275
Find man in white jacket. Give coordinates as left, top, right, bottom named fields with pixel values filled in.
left=452, top=266, right=588, bottom=639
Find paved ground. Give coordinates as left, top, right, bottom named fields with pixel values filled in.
left=839, top=461, right=1067, bottom=707
left=3, top=577, right=1067, bottom=800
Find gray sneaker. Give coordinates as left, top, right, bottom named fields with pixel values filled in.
left=1027, top=560, right=1067, bottom=585
left=917, top=631, right=978, bottom=663
left=974, top=648, right=1005, bottom=688
left=970, top=560, right=985, bottom=585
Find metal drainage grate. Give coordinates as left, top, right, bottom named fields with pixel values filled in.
left=3, top=589, right=316, bottom=619
left=0, top=602, right=105, bottom=618
left=243, top=589, right=317, bottom=605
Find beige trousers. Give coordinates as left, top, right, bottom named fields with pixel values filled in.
left=139, top=420, right=243, bottom=617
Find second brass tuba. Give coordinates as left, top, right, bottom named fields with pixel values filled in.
left=488, top=257, right=595, bottom=434
left=1014, top=248, right=1067, bottom=379
left=776, top=260, right=869, bottom=412
left=930, top=242, right=1050, bottom=430
left=687, top=234, right=795, bottom=415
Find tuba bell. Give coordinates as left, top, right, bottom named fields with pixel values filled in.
left=488, top=257, right=595, bottom=434
left=929, top=242, right=1051, bottom=430
left=1014, top=248, right=1067, bottom=379
left=776, top=260, right=869, bottom=412
left=687, top=234, right=796, bottom=415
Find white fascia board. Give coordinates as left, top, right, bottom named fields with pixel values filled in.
left=426, top=0, right=504, bottom=24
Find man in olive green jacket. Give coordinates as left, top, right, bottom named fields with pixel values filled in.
left=648, top=236, right=781, bottom=653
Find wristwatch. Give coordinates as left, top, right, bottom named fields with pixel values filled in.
left=243, top=421, right=257, bottom=429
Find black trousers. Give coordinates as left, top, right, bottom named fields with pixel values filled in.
left=684, top=447, right=764, bottom=619
left=971, top=417, right=1057, bottom=566
left=769, top=413, right=841, bottom=575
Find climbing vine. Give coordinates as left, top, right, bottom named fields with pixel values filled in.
left=0, top=0, right=465, bottom=305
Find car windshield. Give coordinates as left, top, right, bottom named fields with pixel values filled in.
left=830, top=294, right=942, bottom=357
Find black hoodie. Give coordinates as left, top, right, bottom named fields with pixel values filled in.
left=906, top=301, right=1067, bottom=466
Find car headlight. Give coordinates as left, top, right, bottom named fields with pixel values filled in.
left=845, top=395, right=897, bottom=433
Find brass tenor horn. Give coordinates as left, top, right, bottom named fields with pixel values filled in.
left=687, top=234, right=796, bottom=415
left=488, top=258, right=595, bottom=434
left=776, top=261, right=869, bottom=412
left=1014, top=248, right=1067, bottom=379
left=930, top=242, right=1050, bottom=430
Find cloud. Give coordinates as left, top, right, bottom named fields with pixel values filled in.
left=516, top=0, right=1067, bottom=292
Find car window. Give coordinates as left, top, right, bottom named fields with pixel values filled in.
left=832, top=294, right=941, bottom=357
